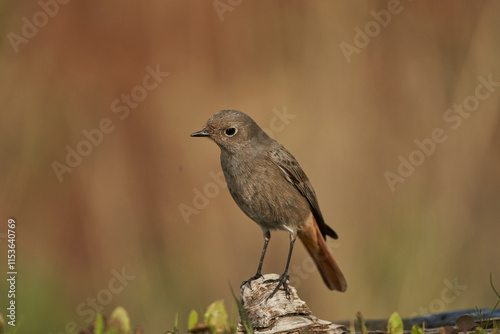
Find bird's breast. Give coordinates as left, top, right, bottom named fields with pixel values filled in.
left=221, top=154, right=311, bottom=231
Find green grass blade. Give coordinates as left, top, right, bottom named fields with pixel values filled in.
left=229, top=283, right=253, bottom=334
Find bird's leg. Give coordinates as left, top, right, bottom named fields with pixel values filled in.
left=241, top=230, right=270, bottom=289
left=265, top=232, right=296, bottom=301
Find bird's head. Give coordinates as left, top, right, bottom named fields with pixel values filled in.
left=191, top=110, right=270, bottom=154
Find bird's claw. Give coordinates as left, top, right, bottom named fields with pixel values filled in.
left=265, top=273, right=290, bottom=301
left=240, top=273, right=263, bottom=290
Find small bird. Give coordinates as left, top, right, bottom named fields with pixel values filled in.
left=191, top=110, right=347, bottom=299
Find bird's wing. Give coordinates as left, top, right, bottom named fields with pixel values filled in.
left=269, top=145, right=338, bottom=240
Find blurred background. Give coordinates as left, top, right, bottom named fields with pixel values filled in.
left=1, top=1, right=499, bottom=333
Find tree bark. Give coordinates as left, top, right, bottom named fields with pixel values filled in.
left=237, top=274, right=500, bottom=334
left=238, top=274, right=347, bottom=333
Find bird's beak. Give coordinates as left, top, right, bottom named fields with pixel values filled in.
left=190, top=128, right=210, bottom=137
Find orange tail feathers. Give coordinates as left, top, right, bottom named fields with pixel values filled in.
left=297, top=216, right=347, bottom=292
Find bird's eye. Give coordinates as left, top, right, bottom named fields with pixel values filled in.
left=225, top=127, right=237, bottom=137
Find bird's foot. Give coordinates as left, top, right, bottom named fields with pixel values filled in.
left=265, top=273, right=290, bottom=301
left=240, top=273, right=263, bottom=290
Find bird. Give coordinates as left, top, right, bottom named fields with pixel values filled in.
left=191, top=110, right=347, bottom=299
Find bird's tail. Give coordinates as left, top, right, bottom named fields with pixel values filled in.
left=297, top=216, right=347, bottom=292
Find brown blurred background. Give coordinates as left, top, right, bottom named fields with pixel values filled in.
left=1, top=1, right=500, bottom=333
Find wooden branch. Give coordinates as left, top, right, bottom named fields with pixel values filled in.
left=237, top=274, right=500, bottom=334
left=237, top=274, right=347, bottom=333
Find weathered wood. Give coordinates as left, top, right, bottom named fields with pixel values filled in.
left=238, top=273, right=500, bottom=334
left=238, top=274, right=347, bottom=333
